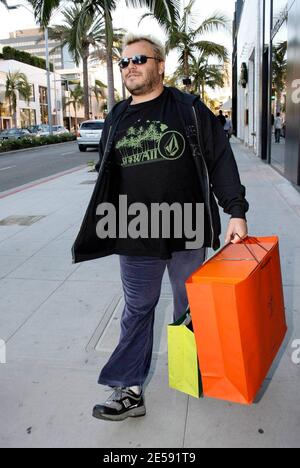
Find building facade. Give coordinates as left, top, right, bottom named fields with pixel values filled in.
left=0, top=28, right=75, bottom=71
left=0, top=58, right=63, bottom=129
left=233, top=0, right=300, bottom=187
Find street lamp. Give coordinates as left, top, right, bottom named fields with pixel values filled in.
left=7, top=3, right=53, bottom=134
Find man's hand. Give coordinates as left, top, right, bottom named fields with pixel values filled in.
left=225, top=218, right=248, bottom=245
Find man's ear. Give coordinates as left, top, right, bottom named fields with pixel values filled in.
left=159, top=61, right=165, bottom=75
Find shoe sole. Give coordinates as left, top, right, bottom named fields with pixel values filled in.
left=92, top=406, right=146, bottom=422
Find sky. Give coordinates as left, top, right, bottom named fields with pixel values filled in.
left=0, top=0, right=236, bottom=93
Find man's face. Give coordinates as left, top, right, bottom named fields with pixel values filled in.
left=121, top=41, right=165, bottom=96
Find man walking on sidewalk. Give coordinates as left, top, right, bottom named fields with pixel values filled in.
left=274, top=112, right=283, bottom=143
left=72, top=34, right=249, bottom=422
left=224, top=115, right=233, bottom=140
left=216, top=110, right=226, bottom=128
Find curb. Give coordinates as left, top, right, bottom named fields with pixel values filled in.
left=0, top=165, right=87, bottom=200
left=0, top=140, right=76, bottom=156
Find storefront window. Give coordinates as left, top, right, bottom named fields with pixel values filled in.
left=20, top=109, right=36, bottom=128
left=270, top=14, right=287, bottom=174
left=39, top=86, right=48, bottom=124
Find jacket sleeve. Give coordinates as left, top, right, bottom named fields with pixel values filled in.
left=196, top=101, right=249, bottom=219
left=95, top=113, right=112, bottom=173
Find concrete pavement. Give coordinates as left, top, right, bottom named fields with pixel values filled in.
left=0, top=138, right=299, bottom=448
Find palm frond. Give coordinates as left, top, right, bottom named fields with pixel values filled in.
left=28, top=0, right=61, bottom=26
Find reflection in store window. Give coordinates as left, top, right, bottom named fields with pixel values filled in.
left=273, top=0, right=288, bottom=25
left=270, top=14, right=287, bottom=174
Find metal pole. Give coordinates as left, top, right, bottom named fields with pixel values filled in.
left=45, top=27, right=53, bottom=135
left=0, top=103, right=2, bottom=132
left=52, top=59, right=58, bottom=125
left=267, top=0, right=273, bottom=165
left=65, top=80, right=72, bottom=131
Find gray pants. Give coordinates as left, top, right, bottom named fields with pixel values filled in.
left=98, top=248, right=207, bottom=388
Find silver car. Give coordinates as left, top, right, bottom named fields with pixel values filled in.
left=28, top=125, right=70, bottom=137
left=0, top=128, right=31, bottom=140
left=77, top=120, right=105, bottom=152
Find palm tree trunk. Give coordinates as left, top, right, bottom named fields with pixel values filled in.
left=184, top=49, right=191, bottom=94
left=276, top=91, right=282, bottom=114
left=105, top=14, right=116, bottom=112
left=8, top=97, right=12, bottom=128
left=201, top=82, right=205, bottom=103
left=82, top=50, right=90, bottom=120
left=74, top=104, right=78, bottom=132
left=13, top=95, right=17, bottom=127
left=184, top=49, right=189, bottom=77
left=122, top=80, right=126, bottom=101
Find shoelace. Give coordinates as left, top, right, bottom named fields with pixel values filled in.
left=106, top=387, right=128, bottom=403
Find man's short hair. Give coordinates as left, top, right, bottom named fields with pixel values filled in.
left=122, top=33, right=166, bottom=62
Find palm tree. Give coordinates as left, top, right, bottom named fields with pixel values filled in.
left=91, top=79, right=108, bottom=115
left=5, top=71, right=31, bottom=127
left=29, top=0, right=180, bottom=111
left=188, top=56, right=228, bottom=102
left=90, top=33, right=127, bottom=100
left=48, top=5, right=106, bottom=119
left=64, top=84, right=84, bottom=131
left=163, top=0, right=230, bottom=92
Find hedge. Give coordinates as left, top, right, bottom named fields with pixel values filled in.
left=0, top=133, right=76, bottom=153
left=0, top=46, right=53, bottom=72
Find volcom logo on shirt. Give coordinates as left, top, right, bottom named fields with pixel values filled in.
left=115, top=121, right=185, bottom=167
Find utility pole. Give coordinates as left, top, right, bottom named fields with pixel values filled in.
left=44, top=27, right=53, bottom=134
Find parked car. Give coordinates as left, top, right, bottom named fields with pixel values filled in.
left=28, top=125, right=70, bottom=137
left=77, top=120, right=105, bottom=152
left=0, top=128, right=31, bottom=141
left=52, top=125, right=70, bottom=135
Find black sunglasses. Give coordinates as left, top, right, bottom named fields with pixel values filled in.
left=118, top=55, right=161, bottom=69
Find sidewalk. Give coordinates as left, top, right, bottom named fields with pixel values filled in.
left=0, top=138, right=299, bottom=448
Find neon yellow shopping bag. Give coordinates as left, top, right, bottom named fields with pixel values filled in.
left=168, top=309, right=203, bottom=399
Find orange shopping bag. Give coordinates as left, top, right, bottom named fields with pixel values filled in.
left=186, top=236, right=287, bottom=405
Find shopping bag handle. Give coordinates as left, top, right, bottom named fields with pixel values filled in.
left=233, top=234, right=269, bottom=264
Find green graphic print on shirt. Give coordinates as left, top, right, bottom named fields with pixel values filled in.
left=115, top=120, right=186, bottom=167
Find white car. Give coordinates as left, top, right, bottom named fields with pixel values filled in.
left=77, top=120, right=105, bottom=152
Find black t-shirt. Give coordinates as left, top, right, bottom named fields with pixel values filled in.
left=110, top=87, right=204, bottom=259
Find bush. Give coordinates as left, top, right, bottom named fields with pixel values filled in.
left=1, top=47, right=53, bottom=72
left=0, top=133, right=76, bottom=153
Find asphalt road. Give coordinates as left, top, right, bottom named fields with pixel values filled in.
left=0, top=142, right=99, bottom=193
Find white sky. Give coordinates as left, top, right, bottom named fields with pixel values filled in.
left=0, top=0, right=235, bottom=74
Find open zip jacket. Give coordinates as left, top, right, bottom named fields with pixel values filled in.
left=72, top=87, right=249, bottom=264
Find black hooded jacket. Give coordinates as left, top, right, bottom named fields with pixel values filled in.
left=72, top=87, right=249, bottom=264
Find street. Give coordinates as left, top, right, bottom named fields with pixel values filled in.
left=0, top=142, right=99, bottom=193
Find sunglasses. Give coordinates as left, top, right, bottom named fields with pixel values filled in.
left=118, top=55, right=161, bottom=69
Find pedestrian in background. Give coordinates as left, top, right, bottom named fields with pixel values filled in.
left=224, top=115, right=233, bottom=140
left=275, top=112, right=283, bottom=143
left=217, top=110, right=226, bottom=128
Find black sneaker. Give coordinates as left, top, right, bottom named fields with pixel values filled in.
left=92, top=387, right=146, bottom=421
